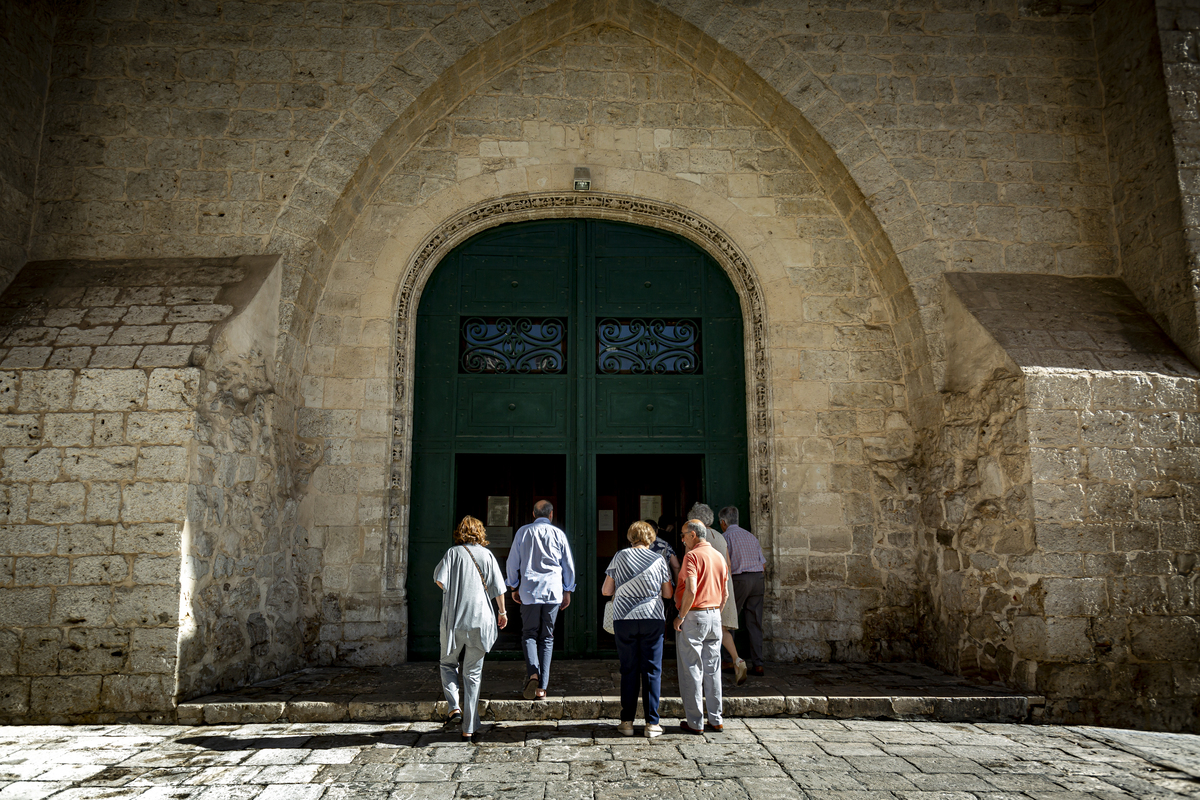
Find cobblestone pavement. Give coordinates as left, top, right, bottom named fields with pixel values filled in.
left=3, top=718, right=1200, bottom=800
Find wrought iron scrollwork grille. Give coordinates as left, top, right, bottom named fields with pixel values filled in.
left=460, top=317, right=566, bottom=374
left=597, top=318, right=701, bottom=374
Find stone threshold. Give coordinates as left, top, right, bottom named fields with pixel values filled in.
left=178, top=662, right=1041, bottom=726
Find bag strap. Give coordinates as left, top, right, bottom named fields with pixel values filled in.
left=460, top=544, right=489, bottom=595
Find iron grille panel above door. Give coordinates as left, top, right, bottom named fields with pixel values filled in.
left=460, top=317, right=567, bottom=373
left=596, top=318, right=701, bottom=374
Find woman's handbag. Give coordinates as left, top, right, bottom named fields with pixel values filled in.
left=602, top=600, right=615, bottom=635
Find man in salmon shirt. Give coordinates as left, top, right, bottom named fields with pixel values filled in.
left=672, top=518, right=729, bottom=734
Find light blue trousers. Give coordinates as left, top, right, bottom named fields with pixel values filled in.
left=675, top=608, right=723, bottom=729
left=440, top=640, right=487, bottom=734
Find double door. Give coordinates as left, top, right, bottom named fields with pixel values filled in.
left=407, top=219, right=748, bottom=658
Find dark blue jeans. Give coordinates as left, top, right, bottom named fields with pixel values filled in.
left=613, top=617, right=664, bottom=723
left=520, top=603, right=559, bottom=690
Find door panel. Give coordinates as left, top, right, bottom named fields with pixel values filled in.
left=456, top=376, right=569, bottom=437
left=460, top=256, right=571, bottom=314
left=594, top=379, right=704, bottom=437
left=408, top=219, right=749, bottom=658
left=593, top=255, right=703, bottom=314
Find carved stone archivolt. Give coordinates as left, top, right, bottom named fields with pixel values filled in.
left=386, top=193, right=775, bottom=591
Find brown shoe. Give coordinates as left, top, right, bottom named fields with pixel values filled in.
left=750, top=664, right=765, bottom=676
left=678, top=721, right=704, bottom=735
left=704, top=722, right=723, bottom=732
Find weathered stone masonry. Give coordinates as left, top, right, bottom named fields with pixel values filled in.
left=1, top=0, right=1199, bottom=730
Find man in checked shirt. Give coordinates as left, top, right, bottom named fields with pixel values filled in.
left=718, top=506, right=766, bottom=676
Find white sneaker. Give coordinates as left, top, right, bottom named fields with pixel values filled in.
left=734, top=659, right=748, bottom=686
left=644, top=723, right=663, bottom=738
left=617, top=721, right=635, bottom=737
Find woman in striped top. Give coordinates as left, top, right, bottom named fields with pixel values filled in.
left=601, top=520, right=674, bottom=738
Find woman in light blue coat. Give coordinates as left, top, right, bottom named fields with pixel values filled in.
left=434, top=515, right=508, bottom=741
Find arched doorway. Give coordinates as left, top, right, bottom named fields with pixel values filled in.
left=406, top=219, right=749, bottom=658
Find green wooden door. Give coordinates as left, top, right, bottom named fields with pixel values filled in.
left=407, top=220, right=748, bottom=659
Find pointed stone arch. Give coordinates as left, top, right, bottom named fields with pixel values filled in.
left=274, top=0, right=940, bottom=426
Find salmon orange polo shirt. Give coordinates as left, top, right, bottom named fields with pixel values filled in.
left=676, top=538, right=728, bottom=611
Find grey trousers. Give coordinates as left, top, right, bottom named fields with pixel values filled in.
left=440, top=639, right=487, bottom=734
left=733, top=571, right=765, bottom=666
left=675, top=608, right=722, bottom=729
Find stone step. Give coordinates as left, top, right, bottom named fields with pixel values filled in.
left=180, top=692, right=1035, bottom=726
left=178, top=662, right=1040, bottom=726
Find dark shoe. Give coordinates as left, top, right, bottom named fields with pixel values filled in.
left=461, top=732, right=476, bottom=743
left=679, top=721, right=704, bottom=735
left=750, top=665, right=765, bottom=676
left=705, top=722, right=723, bottom=732
left=445, top=709, right=462, bottom=726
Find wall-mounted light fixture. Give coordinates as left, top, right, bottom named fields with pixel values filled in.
left=573, top=167, right=591, bottom=191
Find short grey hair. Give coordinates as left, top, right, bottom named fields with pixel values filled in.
left=534, top=500, right=553, bottom=519
left=718, top=506, right=739, bottom=526
left=684, top=519, right=707, bottom=539
left=687, top=502, right=714, bottom=527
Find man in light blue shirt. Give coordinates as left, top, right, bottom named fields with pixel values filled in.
left=506, top=500, right=575, bottom=700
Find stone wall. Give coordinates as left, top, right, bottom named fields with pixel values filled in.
left=1157, top=0, right=1200, bottom=368
left=925, top=273, right=1200, bottom=732
left=0, top=1, right=54, bottom=287
left=1095, top=0, right=1197, bottom=366
left=0, top=255, right=290, bottom=722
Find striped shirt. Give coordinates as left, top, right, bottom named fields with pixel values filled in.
left=605, top=547, right=672, bottom=621
left=722, top=523, right=766, bottom=574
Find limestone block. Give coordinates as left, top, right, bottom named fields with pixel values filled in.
left=113, top=585, right=179, bottom=626
left=1131, top=616, right=1200, bottom=661
left=17, top=369, right=75, bottom=412
left=100, top=674, right=174, bottom=712
left=31, top=675, right=101, bottom=717
left=28, top=482, right=86, bottom=524
left=57, top=524, right=109, bottom=555
left=1013, top=616, right=1092, bottom=660
left=0, top=415, right=42, bottom=446
left=61, top=446, right=136, bottom=481
left=127, top=411, right=194, bottom=444
left=0, top=587, right=51, bottom=626
left=121, top=482, right=187, bottom=523
left=0, top=372, right=15, bottom=413
left=53, top=585, right=113, bottom=627
left=71, top=555, right=128, bottom=584
left=0, top=677, right=29, bottom=715
left=1041, top=577, right=1108, bottom=616
left=1080, top=410, right=1137, bottom=447
left=74, top=369, right=147, bottom=411
left=2, top=448, right=63, bottom=482
left=829, top=382, right=894, bottom=409
left=115, top=525, right=177, bottom=556
left=125, top=627, right=177, bottom=675
left=94, top=413, right=124, bottom=445
left=14, top=556, right=68, bottom=586
left=1031, top=482, right=1085, bottom=523
left=86, top=483, right=121, bottom=523
left=17, top=628, right=59, bottom=675
left=132, top=555, right=179, bottom=584
left=60, top=627, right=129, bottom=675
left=136, top=446, right=190, bottom=481
left=43, top=413, right=94, bottom=447
left=147, top=368, right=201, bottom=410
left=2, top=349, right=51, bottom=369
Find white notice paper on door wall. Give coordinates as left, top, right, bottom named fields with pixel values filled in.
left=598, top=510, right=614, bottom=531
left=639, top=495, right=662, bottom=523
